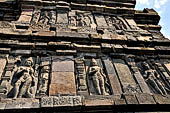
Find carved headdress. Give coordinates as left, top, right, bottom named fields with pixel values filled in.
left=25, top=57, right=34, bottom=66
left=91, top=58, right=98, bottom=66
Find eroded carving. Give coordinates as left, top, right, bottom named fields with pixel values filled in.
left=41, top=96, right=82, bottom=107
left=12, top=57, right=38, bottom=98
left=75, top=57, right=87, bottom=91
left=124, top=84, right=141, bottom=94
left=88, top=58, right=110, bottom=95
left=0, top=56, right=20, bottom=97
left=76, top=12, right=96, bottom=32
left=141, top=62, right=168, bottom=96
left=37, top=61, right=50, bottom=96
left=0, top=21, right=15, bottom=29
left=105, top=16, right=127, bottom=30
left=31, top=9, right=41, bottom=25
left=39, top=11, right=50, bottom=25
left=30, top=10, right=50, bottom=30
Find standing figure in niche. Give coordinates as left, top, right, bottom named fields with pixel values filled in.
left=142, top=62, right=167, bottom=96
left=13, top=57, right=37, bottom=98
left=88, top=58, right=108, bottom=95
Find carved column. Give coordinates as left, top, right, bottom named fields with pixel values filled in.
left=0, top=56, right=16, bottom=97
left=36, top=57, right=51, bottom=97
left=126, top=57, right=150, bottom=94
left=75, top=58, right=88, bottom=95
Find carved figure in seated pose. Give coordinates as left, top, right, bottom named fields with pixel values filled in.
left=13, top=57, right=36, bottom=98
left=88, top=58, right=108, bottom=95
left=142, top=62, right=167, bottom=96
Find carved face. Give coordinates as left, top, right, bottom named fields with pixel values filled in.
left=42, top=66, right=50, bottom=73
left=42, top=73, right=49, bottom=80
left=25, top=60, right=33, bottom=67
left=91, top=59, right=98, bottom=66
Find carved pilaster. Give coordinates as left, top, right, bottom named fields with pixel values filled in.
left=75, top=58, right=88, bottom=94
left=0, top=56, right=17, bottom=97
left=36, top=57, right=51, bottom=97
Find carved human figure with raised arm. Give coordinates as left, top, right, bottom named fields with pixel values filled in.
left=13, top=57, right=36, bottom=98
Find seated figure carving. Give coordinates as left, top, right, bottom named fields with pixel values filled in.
left=88, top=58, right=109, bottom=95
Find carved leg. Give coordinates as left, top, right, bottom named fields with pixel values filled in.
left=92, top=78, right=101, bottom=95
left=18, top=86, right=26, bottom=98
left=18, top=79, right=32, bottom=98
left=13, top=81, right=22, bottom=98
left=99, top=78, right=107, bottom=95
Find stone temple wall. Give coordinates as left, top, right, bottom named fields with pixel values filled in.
left=0, top=0, right=170, bottom=112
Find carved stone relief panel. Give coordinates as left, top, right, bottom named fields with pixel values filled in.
left=36, top=57, right=51, bottom=97
left=0, top=56, right=53, bottom=98
left=30, top=9, right=41, bottom=25
left=69, top=11, right=77, bottom=27
left=105, top=16, right=127, bottom=30
left=126, top=57, right=150, bottom=94
left=30, top=9, right=51, bottom=31
left=76, top=11, right=97, bottom=33
left=137, top=61, right=170, bottom=96
left=0, top=56, right=38, bottom=98
left=153, top=61, right=170, bottom=94
left=85, top=58, right=111, bottom=95
left=39, top=11, right=51, bottom=25
left=113, top=58, right=141, bottom=94
left=75, top=57, right=87, bottom=91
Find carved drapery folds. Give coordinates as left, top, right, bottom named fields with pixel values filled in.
left=85, top=58, right=111, bottom=95
left=0, top=56, right=51, bottom=98
left=137, top=61, right=170, bottom=96
left=18, top=8, right=134, bottom=33
left=0, top=55, right=170, bottom=98
left=12, top=57, right=38, bottom=98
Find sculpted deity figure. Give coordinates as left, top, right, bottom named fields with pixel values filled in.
left=13, top=57, right=36, bottom=98
left=142, top=62, right=167, bottom=96
left=39, top=11, right=50, bottom=25
left=88, top=59, right=108, bottom=95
